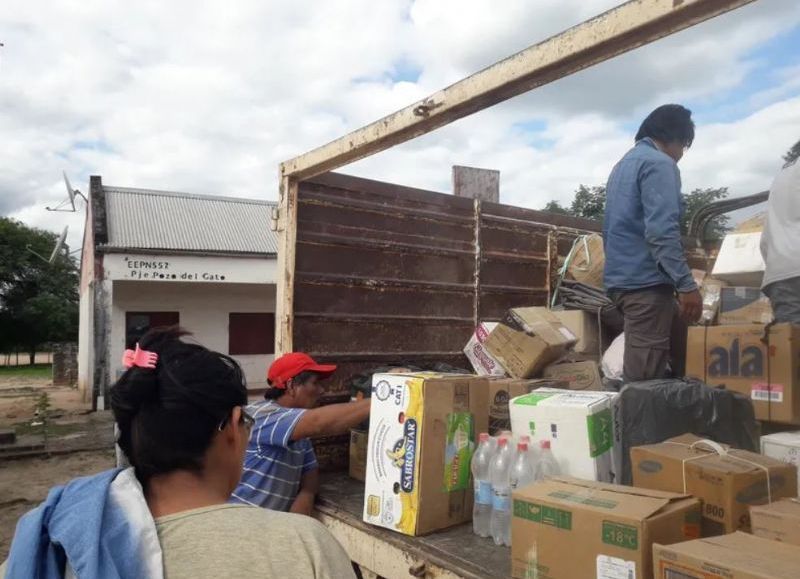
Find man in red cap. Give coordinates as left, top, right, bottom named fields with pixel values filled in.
left=230, top=353, right=370, bottom=515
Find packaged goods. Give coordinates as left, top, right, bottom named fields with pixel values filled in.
left=512, top=477, right=701, bottom=579
left=363, top=373, right=489, bottom=536
left=464, top=322, right=506, bottom=377
left=761, top=431, right=800, bottom=489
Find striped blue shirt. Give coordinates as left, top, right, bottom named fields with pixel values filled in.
left=230, top=400, right=317, bottom=511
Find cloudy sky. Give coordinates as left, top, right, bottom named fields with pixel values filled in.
left=2, top=0, right=799, bottom=251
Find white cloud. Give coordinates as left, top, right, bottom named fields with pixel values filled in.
left=1, top=0, right=799, bottom=254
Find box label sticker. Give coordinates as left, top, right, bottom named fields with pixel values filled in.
left=587, top=408, right=614, bottom=458
left=751, top=383, right=784, bottom=403
left=442, top=412, right=474, bottom=492
left=514, top=392, right=557, bottom=406
left=596, top=555, right=636, bottom=579
left=602, top=521, right=639, bottom=550
left=513, top=500, right=572, bottom=530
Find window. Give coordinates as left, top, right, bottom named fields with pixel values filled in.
left=229, top=313, right=275, bottom=355
left=125, top=312, right=180, bottom=348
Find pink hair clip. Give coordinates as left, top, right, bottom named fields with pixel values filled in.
left=122, top=344, right=158, bottom=369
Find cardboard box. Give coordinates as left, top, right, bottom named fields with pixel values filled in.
left=543, top=359, right=603, bottom=391
left=712, top=232, right=765, bottom=286
left=685, top=324, right=800, bottom=424
left=484, top=307, right=578, bottom=379
left=761, top=431, right=800, bottom=489
left=509, top=388, right=621, bottom=482
left=551, top=309, right=601, bottom=355
left=511, top=477, right=701, bottom=579
left=653, top=532, right=800, bottom=579
left=751, top=499, right=800, bottom=546
left=566, top=233, right=605, bottom=288
left=487, top=378, right=563, bottom=436
left=464, top=322, right=507, bottom=377
left=349, top=429, right=368, bottom=482
left=363, top=373, right=488, bottom=536
left=631, top=434, right=798, bottom=535
left=719, top=286, right=773, bottom=325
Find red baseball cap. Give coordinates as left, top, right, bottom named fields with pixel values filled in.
left=267, top=353, right=337, bottom=388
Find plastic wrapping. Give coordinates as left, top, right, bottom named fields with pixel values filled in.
left=701, top=279, right=724, bottom=325
left=619, top=378, right=759, bottom=485
left=601, top=333, right=625, bottom=381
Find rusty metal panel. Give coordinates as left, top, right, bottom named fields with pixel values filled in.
left=294, top=173, right=599, bottom=402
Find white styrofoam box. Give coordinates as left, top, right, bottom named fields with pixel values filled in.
left=464, top=322, right=506, bottom=377
left=509, top=388, right=622, bottom=483
left=761, top=431, right=800, bottom=492
left=711, top=232, right=765, bottom=286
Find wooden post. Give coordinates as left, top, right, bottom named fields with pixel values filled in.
left=275, top=175, right=299, bottom=356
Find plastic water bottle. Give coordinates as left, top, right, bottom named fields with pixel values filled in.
left=534, top=440, right=561, bottom=481
left=490, top=436, right=513, bottom=547
left=509, top=440, right=536, bottom=492
left=471, top=433, right=494, bottom=537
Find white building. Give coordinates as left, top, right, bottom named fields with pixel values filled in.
left=78, top=176, right=278, bottom=408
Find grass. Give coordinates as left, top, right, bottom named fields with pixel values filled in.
left=12, top=420, right=84, bottom=438
left=0, top=364, right=51, bottom=380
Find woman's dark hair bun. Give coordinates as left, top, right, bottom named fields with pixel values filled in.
left=110, top=326, right=248, bottom=483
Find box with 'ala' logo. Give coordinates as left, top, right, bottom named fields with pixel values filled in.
left=685, top=323, right=800, bottom=424
left=362, top=373, right=488, bottom=536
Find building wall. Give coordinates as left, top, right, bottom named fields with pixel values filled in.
left=110, top=281, right=276, bottom=389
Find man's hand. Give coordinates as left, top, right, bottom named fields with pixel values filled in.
left=678, top=289, right=703, bottom=323
left=290, top=490, right=316, bottom=517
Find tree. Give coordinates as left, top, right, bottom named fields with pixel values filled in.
left=681, top=187, right=730, bottom=240
left=541, top=184, right=731, bottom=240
left=569, top=185, right=606, bottom=221
left=784, top=139, right=800, bottom=165
left=541, top=200, right=570, bottom=215
left=0, top=217, right=79, bottom=363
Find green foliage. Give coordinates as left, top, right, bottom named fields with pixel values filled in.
left=541, top=184, right=730, bottom=240
left=784, top=139, right=800, bottom=165
left=0, top=217, right=79, bottom=361
left=569, top=185, right=607, bottom=221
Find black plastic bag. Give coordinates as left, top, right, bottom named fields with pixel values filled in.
left=619, top=378, right=759, bottom=485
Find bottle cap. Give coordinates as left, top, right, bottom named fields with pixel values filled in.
left=540, top=440, right=551, bottom=450
left=479, top=433, right=489, bottom=443
left=519, top=435, right=531, bottom=443
left=517, top=442, right=528, bottom=451
left=498, top=436, right=508, bottom=447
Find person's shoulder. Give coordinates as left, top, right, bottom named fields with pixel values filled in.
left=226, top=506, right=330, bottom=538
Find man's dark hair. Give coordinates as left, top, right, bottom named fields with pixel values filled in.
left=635, top=104, right=695, bottom=148
left=263, top=370, right=319, bottom=400
left=110, top=327, right=248, bottom=485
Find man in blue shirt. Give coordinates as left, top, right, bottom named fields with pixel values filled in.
left=603, top=104, right=702, bottom=382
left=231, top=353, right=371, bottom=515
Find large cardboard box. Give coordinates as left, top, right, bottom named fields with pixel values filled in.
left=719, top=286, right=773, bottom=325
left=509, top=388, right=621, bottom=482
left=653, top=532, right=800, bottom=579
left=543, top=359, right=603, bottom=391
left=363, top=373, right=489, bottom=536
left=484, top=308, right=578, bottom=379
left=551, top=309, right=601, bottom=355
left=761, top=431, right=800, bottom=489
left=349, top=429, right=368, bottom=482
left=464, top=322, right=507, bottom=377
left=751, top=499, right=800, bottom=546
left=685, top=323, right=800, bottom=424
left=631, top=434, right=798, bottom=535
left=712, top=231, right=766, bottom=286
left=566, top=233, right=605, bottom=288
left=487, top=378, right=563, bottom=436
left=512, top=477, right=701, bottom=579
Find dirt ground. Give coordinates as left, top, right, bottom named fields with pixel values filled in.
left=0, top=449, right=115, bottom=560
left=0, top=366, right=116, bottom=561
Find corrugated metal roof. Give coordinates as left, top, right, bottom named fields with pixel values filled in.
left=101, top=186, right=278, bottom=255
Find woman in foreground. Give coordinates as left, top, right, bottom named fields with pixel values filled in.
left=3, top=328, right=356, bottom=579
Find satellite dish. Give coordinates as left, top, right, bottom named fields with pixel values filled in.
left=49, top=226, right=69, bottom=263
left=46, top=172, right=86, bottom=212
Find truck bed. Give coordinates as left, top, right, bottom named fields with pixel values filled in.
left=317, top=472, right=511, bottom=579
